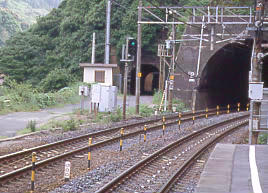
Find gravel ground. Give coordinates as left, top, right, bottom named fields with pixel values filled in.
left=0, top=114, right=158, bottom=156
left=0, top=112, right=248, bottom=193
left=168, top=125, right=249, bottom=193
left=47, top=112, right=248, bottom=193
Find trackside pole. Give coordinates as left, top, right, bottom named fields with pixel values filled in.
left=30, top=152, right=36, bottom=193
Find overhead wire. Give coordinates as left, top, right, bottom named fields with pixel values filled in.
left=112, top=0, right=166, bottom=27
left=145, top=0, right=253, bottom=78
left=112, top=0, right=252, bottom=79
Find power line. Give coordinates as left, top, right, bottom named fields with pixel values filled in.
left=145, top=0, right=252, bottom=43
left=145, top=0, right=253, bottom=77
left=112, top=0, right=166, bottom=27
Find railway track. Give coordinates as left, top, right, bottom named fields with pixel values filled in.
left=0, top=108, right=223, bottom=185
left=0, top=109, right=230, bottom=185
left=96, top=113, right=249, bottom=193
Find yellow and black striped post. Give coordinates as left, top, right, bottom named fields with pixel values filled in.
left=120, top=128, right=124, bottom=151
left=246, top=103, right=249, bottom=111
left=88, top=137, right=92, bottom=170
left=178, top=112, right=182, bottom=129
left=30, top=152, right=36, bottom=193
left=192, top=110, right=195, bottom=124
left=144, top=125, right=147, bottom=142
left=216, top=105, right=220, bottom=116
left=205, top=107, right=208, bottom=119
left=162, top=116, right=166, bottom=136
left=227, top=104, right=230, bottom=114
left=237, top=102, right=240, bottom=112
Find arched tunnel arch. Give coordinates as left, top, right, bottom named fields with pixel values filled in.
left=262, top=56, right=268, bottom=88
left=130, top=64, right=159, bottom=95
left=197, top=42, right=252, bottom=109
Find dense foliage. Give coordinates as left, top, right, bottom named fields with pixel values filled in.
left=0, top=77, right=80, bottom=113
left=0, top=0, right=252, bottom=90
left=0, top=0, right=62, bottom=46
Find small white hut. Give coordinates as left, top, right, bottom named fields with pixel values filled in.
left=79, top=63, right=117, bottom=86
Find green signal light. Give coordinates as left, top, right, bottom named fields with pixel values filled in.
left=131, top=42, right=135, bottom=46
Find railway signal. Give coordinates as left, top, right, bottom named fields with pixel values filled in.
left=128, top=39, right=137, bottom=57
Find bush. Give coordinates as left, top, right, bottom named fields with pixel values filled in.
left=259, top=133, right=268, bottom=144
left=110, top=108, right=122, bottom=122
left=26, top=120, right=37, bottom=132
left=39, top=68, right=74, bottom=92
left=34, top=93, right=56, bottom=109
left=140, top=104, right=154, bottom=117
left=0, top=78, right=81, bottom=113
left=173, top=98, right=187, bottom=112
left=62, top=118, right=78, bottom=132
left=153, top=90, right=163, bottom=104
left=93, top=113, right=104, bottom=123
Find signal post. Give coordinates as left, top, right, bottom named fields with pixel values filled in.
left=121, top=37, right=136, bottom=120
left=249, top=0, right=266, bottom=144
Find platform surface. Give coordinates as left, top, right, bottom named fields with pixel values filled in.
left=195, top=144, right=268, bottom=193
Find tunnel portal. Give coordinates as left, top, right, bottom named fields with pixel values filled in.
left=262, top=56, right=268, bottom=88
left=198, top=42, right=252, bottom=109
left=130, top=64, right=159, bottom=95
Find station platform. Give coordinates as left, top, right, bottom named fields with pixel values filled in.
left=195, top=144, right=268, bottom=193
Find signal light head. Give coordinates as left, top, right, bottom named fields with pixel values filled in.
left=128, top=39, right=137, bottom=56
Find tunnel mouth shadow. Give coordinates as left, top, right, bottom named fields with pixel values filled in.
left=262, top=55, right=268, bottom=88
left=130, top=64, right=159, bottom=95
left=197, top=42, right=252, bottom=109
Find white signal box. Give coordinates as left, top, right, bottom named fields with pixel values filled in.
left=91, top=84, right=101, bottom=103
left=91, top=84, right=117, bottom=112
left=249, top=82, right=264, bottom=100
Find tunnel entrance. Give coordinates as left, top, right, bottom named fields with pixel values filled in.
left=130, top=64, right=159, bottom=95
left=198, top=42, right=251, bottom=109
left=262, top=56, right=268, bottom=88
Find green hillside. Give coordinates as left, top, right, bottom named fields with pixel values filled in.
left=0, top=0, right=253, bottom=89
left=0, top=0, right=62, bottom=46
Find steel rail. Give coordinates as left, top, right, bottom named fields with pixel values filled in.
left=0, top=109, right=238, bottom=184
left=157, top=121, right=248, bottom=193
left=0, top=108, right=227, bottom=183
left=0, top=108, right=218, bottom=161
left=95, top=114, right=249, bottom=193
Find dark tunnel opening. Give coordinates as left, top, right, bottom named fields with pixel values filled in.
left=262, top=56, right=268, bottom=88
left=130, top=64, right=159, bottom=95
left=198, top=42, right=252, bottom=109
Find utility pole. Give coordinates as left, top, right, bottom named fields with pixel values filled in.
left=123, top=38, right=129, bottom=120
left=136, top=0, right=142, bottom=114
left=250, top=0, right=264, bottom=144
left=168, top=19, right=176, bottom=111
left=91, top=32, right=96, bottom=64
left=105, top=0, right=111, bottom=64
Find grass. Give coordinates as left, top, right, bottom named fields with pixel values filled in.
left=10, top=90, right=182, bottom=136
left=0, top=82, right=81, bottom=114
left=17, top=127, right=35, bottom=135
left=127, top=104, right=154, bottom=117
left=258, top=133, right=268, bottom=144
left=152, top=90, right=188, bottom=112
left=0, top=136, right=7, bottom=140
